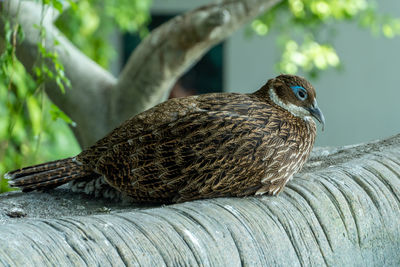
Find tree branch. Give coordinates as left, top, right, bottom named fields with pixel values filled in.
left=4, top=0, right=282, bottom=148
left=3, top=0, right=284, bottom=147
left=1, top=134, right=400, bottom=265
left=112, top=0, right=283, bottom=125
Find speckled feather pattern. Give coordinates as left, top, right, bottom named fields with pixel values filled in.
left=7, top=75, right=318, bottom=203
left=77, top=85, right=316, bottom=203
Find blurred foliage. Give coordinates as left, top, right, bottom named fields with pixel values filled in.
left=56, top=0, right=152, bottom=68
left=0, top=0, right=151, bottom=193
left=250, top=0, right=400, bottom=77
left=0, top=18, right=79, bottom=193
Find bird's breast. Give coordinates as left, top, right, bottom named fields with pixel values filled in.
left=258, top=116, right=316, bottom=189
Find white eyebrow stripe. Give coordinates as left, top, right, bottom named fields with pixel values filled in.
left=269, top=88, right=310, bottom=119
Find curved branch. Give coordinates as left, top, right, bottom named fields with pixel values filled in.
left=4, top=0, right=282, bottom=147
left=1, top=134, right=400, bottom=265
left=3, top=0, right=117, bottom=147
left=113, top=0, right=283, bottom=124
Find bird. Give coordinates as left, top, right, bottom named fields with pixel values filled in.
left=5, top=74, right=325, bottom=203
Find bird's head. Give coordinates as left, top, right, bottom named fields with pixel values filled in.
left=267, top=74, right=325, bottom=128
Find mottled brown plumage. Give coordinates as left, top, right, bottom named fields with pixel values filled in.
left=6, top=74, right=325, bottom=203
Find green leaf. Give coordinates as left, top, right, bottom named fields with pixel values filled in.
left=49, top=104, right=74, bottom=125
left=52, top=0, right=64, bottom=13
left=67, top=0, right=78, bottom=11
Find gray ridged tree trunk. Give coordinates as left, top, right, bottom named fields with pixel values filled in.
left=1, top=134, right=400, bottom=266
left=1, top=0, right=400, bottom=266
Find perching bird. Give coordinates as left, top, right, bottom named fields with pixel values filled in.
left=6, top=74, right=325, bottom=203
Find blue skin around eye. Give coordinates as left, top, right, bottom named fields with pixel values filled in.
left=290, top=86, right=307, bottom=100
left=290, top=86, right=305, bottom=91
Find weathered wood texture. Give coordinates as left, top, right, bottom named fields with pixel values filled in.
left=1, top=134, right=400, bottom=266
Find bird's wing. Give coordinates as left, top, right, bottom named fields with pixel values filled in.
left=91, top=101, right=284, bottom=202
left=96, top=109, right=264, bottom=201
left=77, top=93, right=255, bottom=166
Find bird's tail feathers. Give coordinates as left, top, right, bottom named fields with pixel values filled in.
left=5, top=157, right=97, bottom=192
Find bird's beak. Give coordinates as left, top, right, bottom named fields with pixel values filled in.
left=307, top=100, right=325, bottom=130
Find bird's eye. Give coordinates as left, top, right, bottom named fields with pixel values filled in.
left=298, top=90, right=306, bottom=98
left=291, top=86, right=308, bottom=101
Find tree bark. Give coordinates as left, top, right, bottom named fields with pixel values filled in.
left=1, top=134, right=400, bottom=266
left=2, top=0, right=282, bottom=148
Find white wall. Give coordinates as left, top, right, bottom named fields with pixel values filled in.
left=153, top=0, right=400, bottom=147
